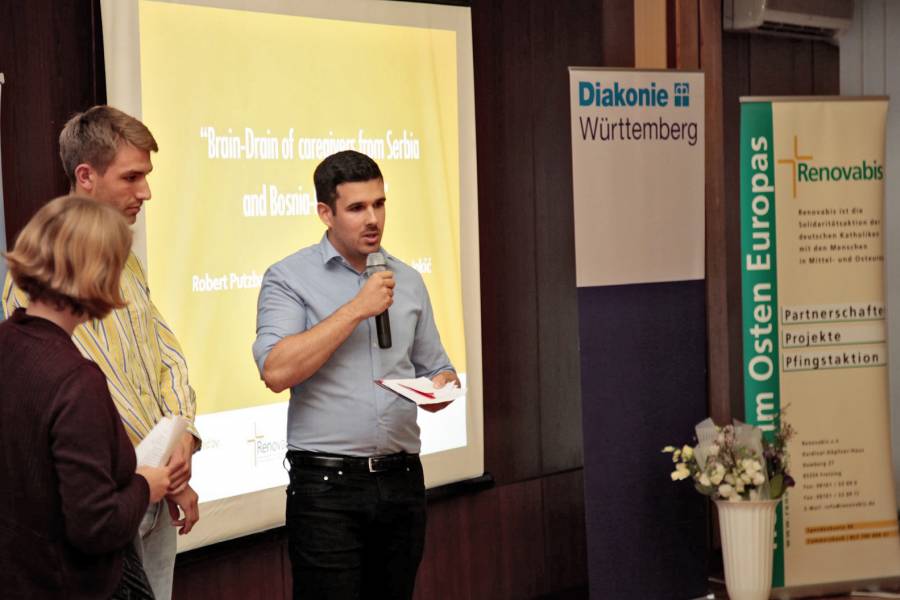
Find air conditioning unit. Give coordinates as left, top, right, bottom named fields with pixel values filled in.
left=723, top=0, right=854, bottom=41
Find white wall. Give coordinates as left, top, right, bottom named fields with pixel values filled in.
left=839, top=0, right=900, bottom=502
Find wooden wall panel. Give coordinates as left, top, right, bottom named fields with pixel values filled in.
left=698, top=0, right=729, bottom=425
left=748, top=36, right=794, bottom=96
left=721, top=34, right=749, bottom=421
left=789, top=39, right=814, bottom=94
left=529, top=0, right=605, bottom=476
left=472, top=0, right=543, bottom=486
left=496, top=479, right=546, bottom=598
left=634, top=0, right=667, bottom=68
left=0, top=0, right=106, bottom=247
left=474, top=0, right=633, bottom=484
left=602, top=0, right=635, bottom=67
left=813, top=43, right=840, bottom=95
left=672, top=0, right=700, bottom=69
left=415, top=489, right=502, bottom=599
left=542, top=469, right=587, bottom=594
left=174, top=530, right=289, bottom=598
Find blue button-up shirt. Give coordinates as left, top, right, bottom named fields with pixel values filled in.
left=253, top=234, right=454, bottom=456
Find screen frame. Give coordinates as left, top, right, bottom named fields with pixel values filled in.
left=100, top=0, right=482, bottom=551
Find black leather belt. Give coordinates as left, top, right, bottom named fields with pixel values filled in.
left=287, top=450, right=419, bottom=473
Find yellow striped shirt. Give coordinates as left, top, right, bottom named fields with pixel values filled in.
left=3, top=253, right=199, bottom=447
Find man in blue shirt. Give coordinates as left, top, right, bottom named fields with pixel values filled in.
left=253, top=150, right=458, bottom=599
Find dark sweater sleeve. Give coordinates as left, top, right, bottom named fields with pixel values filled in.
left=49, top=364, right=150, bottom=555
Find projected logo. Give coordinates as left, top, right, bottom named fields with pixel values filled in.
left=778, top=135, right=884, bottom=198
left=246, top=423, right=287, bottom=467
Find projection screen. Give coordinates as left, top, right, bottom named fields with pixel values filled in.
left=100, top=0, right=481, bottom=551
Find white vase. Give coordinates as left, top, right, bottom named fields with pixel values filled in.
left=715, top=498, right=780, bottom=600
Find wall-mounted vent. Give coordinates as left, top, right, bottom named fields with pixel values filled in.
left=724, top=0, right=854, bottom=41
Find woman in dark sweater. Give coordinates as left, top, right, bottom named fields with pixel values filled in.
left=0, top=195, right=171, bottom=599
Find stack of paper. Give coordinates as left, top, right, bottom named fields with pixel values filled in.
left=136, top=415, right=190, bottom=467
left=376, top=377, right=465, bottom=406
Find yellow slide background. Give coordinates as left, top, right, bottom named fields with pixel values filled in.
left=140, top=0, right=464, bottom=413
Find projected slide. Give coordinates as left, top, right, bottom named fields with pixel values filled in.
left=100, top=0, right=480, bottom=548
left=138, top=0, right=472, bottom=503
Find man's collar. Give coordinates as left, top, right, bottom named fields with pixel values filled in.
left=317, top=233, right=396, bottom=267
left=318, top=233, right=343, bottom=264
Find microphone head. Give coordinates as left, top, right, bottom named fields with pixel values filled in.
left=366, top=252, right=387, bottom=269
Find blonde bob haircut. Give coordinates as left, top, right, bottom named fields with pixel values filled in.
left=5, top=195, right=132, bottom=319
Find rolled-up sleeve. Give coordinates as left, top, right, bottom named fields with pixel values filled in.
left=253, top=266, right=308, bottom=375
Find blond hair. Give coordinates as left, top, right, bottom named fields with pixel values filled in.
left=5, top=196, right=132, bottom=319
left=59, top=105, right=158, bottom=186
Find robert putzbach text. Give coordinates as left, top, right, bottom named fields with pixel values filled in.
left=745, top=134, right=778, bottom=433
left=193, top=272, right=263, bottom=292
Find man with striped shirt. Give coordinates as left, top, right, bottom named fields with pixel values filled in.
left=2, top=105, right=199, bottom=600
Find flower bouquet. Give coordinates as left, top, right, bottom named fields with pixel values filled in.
left=663, top=418, right=795, bottom=501
left=663, top=418, right=795, bottom=600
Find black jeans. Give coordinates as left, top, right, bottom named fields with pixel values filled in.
left=285, top=453, right=427, bottom=600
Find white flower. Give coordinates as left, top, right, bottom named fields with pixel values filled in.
left=742, top=458, right=762, bottom=474
left=735, top=480, right=745, bottom=493
left=711, top=464, right=726, bottom=485
left=741, top=473, right=751, bottom=484
left=681, top=445, right=694, bottom=460
left=699, top=473, right=711, bottom=487
left=752, top=472, right=765, bottom=486
left=662, top=446, right=676, bottom=453
left=718, top=483, right=734, bottom=498
left=671, top=463, right=690, bottom=481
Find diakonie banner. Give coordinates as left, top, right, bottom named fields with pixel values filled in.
left=740, top=97, right=900, bottom=592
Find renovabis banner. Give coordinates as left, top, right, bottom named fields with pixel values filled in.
left=740, top=97, right=900, bottom=592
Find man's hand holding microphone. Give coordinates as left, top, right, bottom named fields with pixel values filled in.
left=349, top=252, right=394, bottom=349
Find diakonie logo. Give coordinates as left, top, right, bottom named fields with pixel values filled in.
left=577, top=81, right=691, bottom=108
left=778, top=135, right=884, bottom=199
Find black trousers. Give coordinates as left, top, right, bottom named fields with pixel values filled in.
left=285, top=453, right=427, bottom=600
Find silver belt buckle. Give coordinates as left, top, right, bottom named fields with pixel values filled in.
left=368, top=457, right=378, bottom=472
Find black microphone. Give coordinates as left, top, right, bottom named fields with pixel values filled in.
left=366, top=252, right=392, bottom=349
